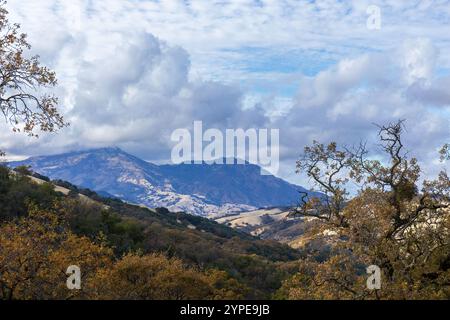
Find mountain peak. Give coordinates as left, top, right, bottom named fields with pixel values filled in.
left=64, top=147, right=154, bottom=167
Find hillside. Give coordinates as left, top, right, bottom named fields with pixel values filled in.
left=0, top=165, right=304, bottom=299
left=215, top=207, right=316, bottom=249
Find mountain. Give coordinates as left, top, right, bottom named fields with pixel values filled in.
left=8, top=147, right=315, bottom=216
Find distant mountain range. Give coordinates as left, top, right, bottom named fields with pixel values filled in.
left=8, top=147, right=317, bottom=216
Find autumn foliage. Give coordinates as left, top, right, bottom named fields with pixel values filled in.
left=279, top=120, right=450, bottom=299
left=0, top=199, right=250, bottom=300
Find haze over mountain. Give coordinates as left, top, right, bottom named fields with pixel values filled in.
left=8, top=147, right=315, bottom=216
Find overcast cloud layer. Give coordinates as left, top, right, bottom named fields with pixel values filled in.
left=1, top=0, right=449, bottom=186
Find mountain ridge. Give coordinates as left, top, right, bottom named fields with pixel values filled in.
left=8, top=147, right=316, bottom=216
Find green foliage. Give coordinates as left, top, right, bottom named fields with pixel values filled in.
left=13, top=165, right=32, bottom=176
left=0, top=166, right=60, bottom=221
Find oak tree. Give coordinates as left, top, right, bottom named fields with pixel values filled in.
left=0, top=1, right=66, bottom=145
left=284, top=120, right=450, bottom=299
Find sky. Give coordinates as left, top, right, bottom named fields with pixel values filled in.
left=1, top=0, right=450, bottom=187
